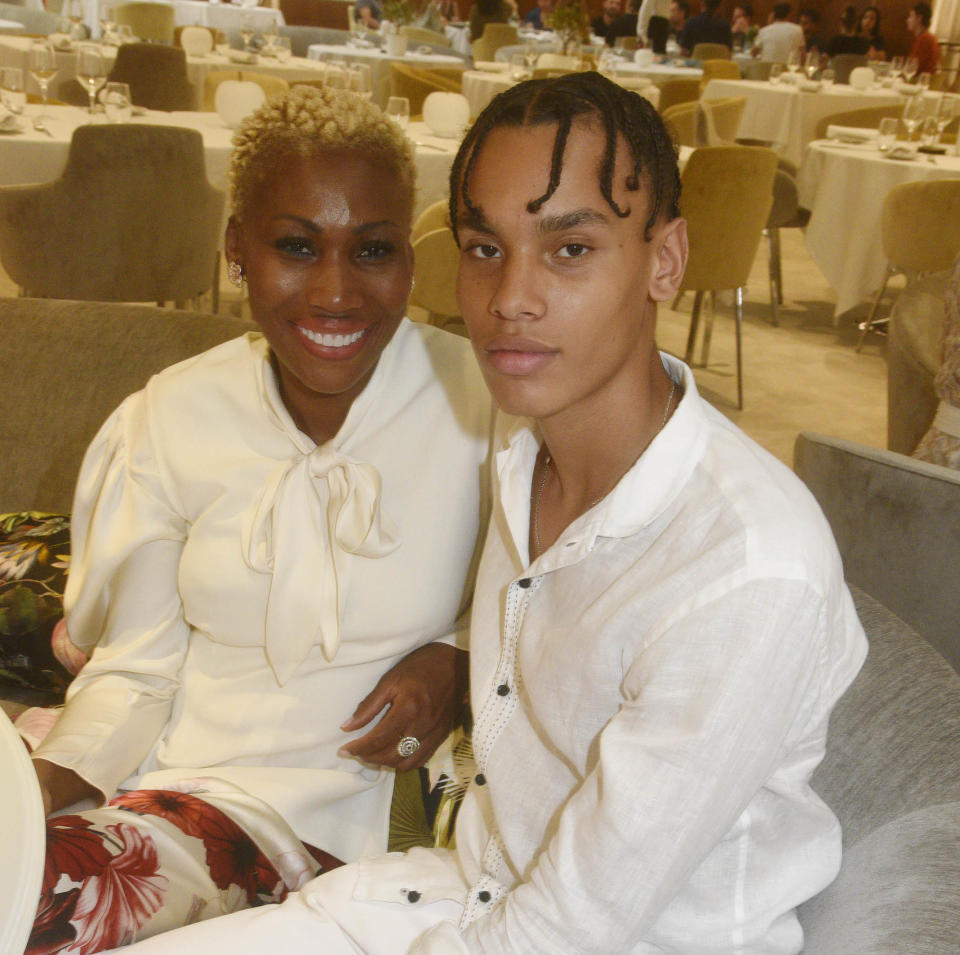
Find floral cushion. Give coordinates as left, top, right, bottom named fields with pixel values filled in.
left=0, top=512, right=84, bottom=704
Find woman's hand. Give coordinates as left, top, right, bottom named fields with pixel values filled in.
left=338, top=644, right=468, bottom=770
left=33, top=758, right=102, bottom=816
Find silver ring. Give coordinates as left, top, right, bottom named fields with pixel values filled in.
left=397, top=736, right=421, bottom=758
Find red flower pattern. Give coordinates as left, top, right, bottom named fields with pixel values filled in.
left=26, top=887, right=80, bottom=955
left=43, top=815, right=112, bottom=893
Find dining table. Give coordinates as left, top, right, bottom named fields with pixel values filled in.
left=75, top=0, right=284, bottom=40
left=798, top=137, right=960, bottom=319
left=701, top=78, right=908, bottom=168
left=306, top=42, right=467, bottom=107
left=461, top=62, right=661, bottom=118
left=0, top=104, right=459, bottom=222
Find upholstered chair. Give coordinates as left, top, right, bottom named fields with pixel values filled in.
left=113, top=1, right=175, bottom=44
left=657, top=77, right=701, bottom=114
left=389, top=63, right=461, bottom=115
left=691, top=42, right=731, bottom=60
left=106, top=42, right=195, bottom=110
left=470, top=23, right=518, bottom=62
left=812, top=104, right=903, bottom=140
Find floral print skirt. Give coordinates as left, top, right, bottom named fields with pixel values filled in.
left=27, top=779, right=343, bottom=954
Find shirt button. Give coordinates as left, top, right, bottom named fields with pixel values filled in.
left=478, top=890, right=491, bottom=903
left=475, top=773, right=486, bottom=785
left=407, top=890, right=421, bottom=903
left=496, top=683, right=509, bottom=696
left=517, top=577, right=532, bottom=588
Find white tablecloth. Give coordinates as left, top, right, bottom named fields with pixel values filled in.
left=461, top=67, right=660, bottom=118
left=610, top=60, right=703, bottom=85
left=701, top=78, right=905, bottom=167
left=798, top=139, right=960, bottom=317
left=0, top=106, right=456, bottom=222
left=307, top=42, right=466, bottom=107
left=0, top=19, right=25, bottom=33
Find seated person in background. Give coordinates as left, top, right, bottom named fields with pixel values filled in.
left=590, top=0, right=623, bottom=45
left=355, top=0, right=381, bottom=29
left=24, top=85, right=492, bottom=953
left=607, top=0, right=640, bottom=44
left=858, top=5, right=886, bottom=59
left=753, top=2, right=803, bottom=61
left=907, top=1, right=940, bottom=74
left=119, top=71, right=868, bottom=955
left=826, top=4, right=869, bottom=57
left=470, top=0, right=513, bottom=39
left=667, top=0, right=689, bottom=42
left=730, top=2, right=753, bottom=49
left=799, top=7, right=826, bottom=55
left=914, top=254, right=960, bottom=469
left=636, top=0, right=668, bottom=46
left=523, top=0, right=552, bottom=30
left=678, top=0, right=732, bottom=54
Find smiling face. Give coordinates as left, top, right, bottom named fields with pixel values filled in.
left=226, top=148, right=413, bottom=442
left=455, top=120, right=686, bottom=426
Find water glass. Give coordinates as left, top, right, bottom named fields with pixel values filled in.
left=76, top=43, right=107, bottom=115
left=877, top=116, right=898, bottom=152
left=769, top=63, right=783, bottom=85
left=348, top=62, right=371, bottom=96
left=510, top=53, right=528, bottom=80
left=103, top=80, right=131, bottom=122
left=323, top=62, right=349, bottom=90
left=821, top=68, right=835, bottom=89
left=1, top=67, right=25, bottom=114
left=385, top=95, right=409, bottom=131
left=273, top=35, right=291, bottom=62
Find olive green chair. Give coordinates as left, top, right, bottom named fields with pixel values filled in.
left=113, top=0, right=175, bottom=44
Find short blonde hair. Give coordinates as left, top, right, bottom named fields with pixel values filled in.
left=230, top=85, right=415, bottom=221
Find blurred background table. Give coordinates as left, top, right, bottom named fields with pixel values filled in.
left=798, top=138, right=960, bottom=318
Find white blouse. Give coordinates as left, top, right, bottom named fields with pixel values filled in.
left=33, top=320, right=493, bottom=861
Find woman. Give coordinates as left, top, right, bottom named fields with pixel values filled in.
left=25, top=85, right=491, bottom=952
left=468, top=0, right=512, bottom=42
left=826, top=5, right=868, bottom=56
left=858, top=5, right=886, bottom=60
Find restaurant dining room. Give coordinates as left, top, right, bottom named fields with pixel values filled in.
left=1, top=0, right=960, bottom=950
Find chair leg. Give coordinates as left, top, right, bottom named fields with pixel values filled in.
left=735, top=286, right=744, bottom=410
left=856, top=264, right=894, bottom=352
left=684, top=290, right=703, bottom=364
left=700, top=290, right=716, bottom=366
left=211, top=251, right=220, bottom=314
left=766, top=228, right=780, bottom=326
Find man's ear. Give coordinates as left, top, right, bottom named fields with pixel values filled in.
left=649, top=216, right=688, bottom=303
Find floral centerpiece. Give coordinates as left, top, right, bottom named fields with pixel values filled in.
left=546, top=0, right=589, bottom=54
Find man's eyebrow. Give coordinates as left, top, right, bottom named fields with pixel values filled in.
left=456, top=206, right=495, bottom=234
left=536, top=209, right=610, bottom=235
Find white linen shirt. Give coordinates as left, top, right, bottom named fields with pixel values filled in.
left=755, top=19, right=804, bottom=62
left=402, top=355, right=867, bottom=953
left=33, top=320, right=492, bottom=861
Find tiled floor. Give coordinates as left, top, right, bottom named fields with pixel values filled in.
left=1, top=228, right=891, bottom=467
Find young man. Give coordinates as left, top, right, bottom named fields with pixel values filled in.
left=907, top=1, right=940, bottom=75
left=753, top=2, right=803, bottom=61
left=119, top=74, right=866, bottom=955
left=590, top=0, right=623, bottom=45
left=799, top=7, right=825, bottom=56
left=677, top=0, right=732, bottom=55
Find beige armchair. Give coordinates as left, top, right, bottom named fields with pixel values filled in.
left=0, top=124, right=224, bottom=308
left=113, top=1, right=175, bottom=44
left=106, top=42, right=195, bottom=111
left=690, top=42, right=731, bottom=60
left=470, top=23, right=518, bottom=62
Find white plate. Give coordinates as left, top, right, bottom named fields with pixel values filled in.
left=0, top=710, right=45, bottom=955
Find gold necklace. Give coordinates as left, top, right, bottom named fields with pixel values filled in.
left=532, top=377, right=678, bottom=556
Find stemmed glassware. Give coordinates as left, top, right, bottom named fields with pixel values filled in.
left=934, top=96, right=957, bottom=146
left=901, top=93, right=925, bottom=141
left=348, top=63, right=372, bottom=97
left=890, top=55, right=904, bottom=80
left=76, top=43, right=107, bottom=118
left=1, top=67, right=25, bottom=115
left=804, top=50, right=819, bottom=81
left=786, top=48, right=801, bottom=78
left=99, top=1, right=115, bottom=41
left=28, top=40, right=57, bottom=131
left=240, top=16, right=255, bottom=53
left=524, top=41, right=537, bottom=73
left=385, top=95, right=409, bottom=131
left=902, top=57, right=919, bottom=84
left=66, top=0, right=85, bottom=38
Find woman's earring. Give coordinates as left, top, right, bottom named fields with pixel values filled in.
left=228, top=261, right=244, bottom=288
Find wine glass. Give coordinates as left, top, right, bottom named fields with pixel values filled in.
left=524, top=41, right=537, bottom=72
left=102, top=80, right=131, bottom=121
left=66, top=0, right=85, bottom=38
left=768, top=62, right=783, bottom=85
left=323, top=62, right=348, bottom=90
left=76, top=43, right=106, bottom=117
left=240, top=16, right=255, bottom=52
left=261, top=29, right=277, bottom=55
left=901, top=93, right=925, bottom=141
left=99, top=1, right=114, bottom=40
left=786, top=48, right=801, bottom=77
left=1, top=67, right=25, bottom=115
left=804, top=50, right=819, bottom=81
left=934, top=96, right=957, bottom=145
left=902, top=57, right=919, bottom=84
left=385, top=95, right=409, bottom=131
left=28, top=40, right=57, bottom=130
left=890, top=55, right=904, bottom=80
left=273, top=35, right=291, bottom=62
left=348, top=63, right=372, bottom=96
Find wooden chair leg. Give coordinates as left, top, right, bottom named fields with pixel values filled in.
left=700, top=290, right=716, bottom=366
left=856, top=264, right=894, bottom=352
left=766, top=228, right=780, bottom=326
left=684, top=290, right=703, bottom=364
left=211, top=251, right=220, bottom=314
left=735, top=286, right=744, bottom=409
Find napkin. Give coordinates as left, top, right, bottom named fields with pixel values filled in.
left=826, top=125, right=877, bottom=143
left=0, top=105, right=19, bottom=132
left=49, top=33, right=74, bottom=51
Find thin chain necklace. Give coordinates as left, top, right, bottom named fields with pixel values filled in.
left=532, top=377, right=678, bottom=557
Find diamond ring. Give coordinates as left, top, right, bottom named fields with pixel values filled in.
left=397, top=736, right=421, bottom=758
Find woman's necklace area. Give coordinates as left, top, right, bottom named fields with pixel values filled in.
left=531, top=377, right=678, bottom=557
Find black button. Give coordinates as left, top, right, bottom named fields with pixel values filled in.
left=496, top=683, right=509, bottom=696
left=518, top=578, right=532, bottom=588
left=407, top=890, right=421, bottom=903
left=478, top=890, right=491, bottom=903
left=475, top=773, right=486, bottom=785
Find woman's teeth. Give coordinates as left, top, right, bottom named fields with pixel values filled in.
left=298, top=327, right=366, bottom=348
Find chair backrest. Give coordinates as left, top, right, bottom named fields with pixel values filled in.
left=179, top=24, right=214, bottom=55
left=701, top=57, right=741, bottom=86
left=202, top=68, right=242, bottom=110
left=797, top=585, right=960, bottom=953
left=106, top=42, right=195, bottom=110
left=238, top=70, right=289, bottom=99
left=829, top=52, right=868, bottom=84
left=389, top=62, right=460, bottom=114
left=614, top=35, right=638, bottom=51
left=794, top=431, right=960, bottom=673
left=0, top=125, right=224, bottom=307
left=471, top=22, right=518, bottom=62
left=812, top=104, right=902, bottom=140
left=400, top=25, right=451, bottom=47
left=411, top=226, right=460, bottom=320
left=662, top=101, right=702, bottom=147
left=0, top=298, right=253, bottom=513
left=657, top=76, right=701, bottom=114
left=279, top=25, right=352, bottom=58
left=703, top=95, right=745, bottom=142
left=691, top=41, right=730, bottom=60
left=679, top=145, right=777, bottom=291
left=881, top=178, right=960, bottom=275
left=214, top=79, right=267, bottom=127
left=766, top=165, right=803, bottom=229
left=536, top=52, right=581, bottom=71
left=113, top=1, right=175, bottom=44
left=412, top=199, right=451, bottom=242
left=741, top=59, right=773, bottom=81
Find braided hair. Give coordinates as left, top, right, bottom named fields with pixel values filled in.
left=449, top=71, right=681, bottom=243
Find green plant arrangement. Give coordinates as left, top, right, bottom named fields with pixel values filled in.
left=382, top=0, right=420, bottom=26
left=546, top=0, right=589, bottom=52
